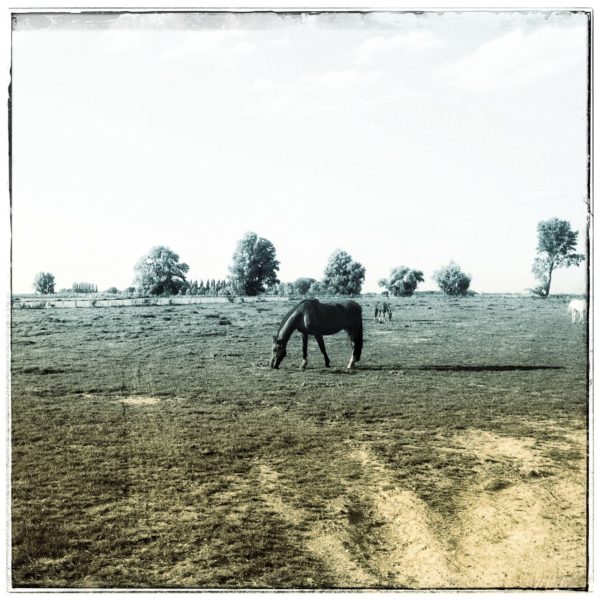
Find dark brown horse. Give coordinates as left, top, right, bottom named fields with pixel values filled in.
left=270, top=299, right=363, bottom=369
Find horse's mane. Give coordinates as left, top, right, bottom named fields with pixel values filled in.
left=277, top=300, right=306, bottom=333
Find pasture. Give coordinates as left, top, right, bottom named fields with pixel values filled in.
left=11, top=294, right=588, bottom=589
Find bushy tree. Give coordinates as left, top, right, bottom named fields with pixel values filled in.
left=276, top=282, right=288, bottom=296
left=379, top=266, right=424, bottom=297
left=307, top=281, right=325, bottom=296
left=531, top=218, right=585, bottom=297
left=105, top=287, right=119, bottom=294
left=134, top=245, right=189, bottom=296
left=433, top=262, right=472, bottom=296
left=292, top=277, right=316, bottom=295
left=229, top=232, right=280, bottom=296
left=322, top=250, right=365, bottom=296
left=33, top=272, right=55, bottom=294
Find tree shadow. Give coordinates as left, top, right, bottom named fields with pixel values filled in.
left=418, top=365, right=563, bottom=372
left=355, top=364, right=563, bottom=372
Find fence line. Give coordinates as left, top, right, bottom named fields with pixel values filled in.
left=12, top=296, right=293, bottom=309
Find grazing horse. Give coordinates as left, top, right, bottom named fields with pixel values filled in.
left=568, top=299, right=587, bottom=323
left=374, top=301, right=392, bottom=323
left=270, top=299, right=363, bottom=369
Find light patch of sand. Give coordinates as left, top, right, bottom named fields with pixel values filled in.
left=449, top=429, right=587, bottom=588
left=256, top=428, right=586, bottom=589
left=454, top=429, right=538, bottom=462
left=119, top=396, right=160, bottom=406
left=451, top=475, right=586, bottom=588
left=352, top=447, right=453, bottom=588
left=257, top=463, right=378, bottom=587
left=305, top=525, right=377, bottom=587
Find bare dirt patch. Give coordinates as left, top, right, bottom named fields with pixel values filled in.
left=119, top=396, right=160, bottom=406
left=254, top=434, right=586, bottom=589
left=257, top=463, right=377, bottom=587
left=448, top=428, right=587, bottom=588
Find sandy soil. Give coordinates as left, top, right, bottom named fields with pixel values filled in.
left=258, top=427, right=586, bottom=589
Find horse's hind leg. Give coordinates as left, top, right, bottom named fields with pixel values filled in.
left=301, top=333, right=308, bottom=369
left=314, top=334, right=331, bottom=368
left=347, top=328, right=362, bottom=369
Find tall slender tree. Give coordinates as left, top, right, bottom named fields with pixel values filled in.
left=532, top=219, right=584, bottom=297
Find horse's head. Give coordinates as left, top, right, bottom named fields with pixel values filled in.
left=270, top=337, right=286, bottom=369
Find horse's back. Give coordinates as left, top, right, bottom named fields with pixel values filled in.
left=300, top=298, right=362, bottom=335
left=569, top=299, right=586, bottom=311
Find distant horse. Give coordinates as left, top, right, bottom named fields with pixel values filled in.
left=270, top=299, right=363, bottom=370
left=568, top=299, right=587, bottom=323
left=374, top=301, right=392, bottom=323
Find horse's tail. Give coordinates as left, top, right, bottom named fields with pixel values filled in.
left=354, top=308, right=363, bottom=361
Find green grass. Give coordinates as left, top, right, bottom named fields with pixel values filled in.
left=11, top=294, right=588, bottom=588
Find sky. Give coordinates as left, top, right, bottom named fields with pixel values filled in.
left=10, top=10, right=590, bottom=294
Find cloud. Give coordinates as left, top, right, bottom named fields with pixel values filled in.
left=354, top=31, right=441, bottom=66
left=438, top=25, right=587, bottom=92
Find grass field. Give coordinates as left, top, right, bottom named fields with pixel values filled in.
left=10, top=294, right=588, bottom=589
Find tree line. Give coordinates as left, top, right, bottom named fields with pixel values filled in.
left=32, top=218, right=584, bottom=298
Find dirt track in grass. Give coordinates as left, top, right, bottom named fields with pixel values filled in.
left=11, top=294, right=588, bottom=589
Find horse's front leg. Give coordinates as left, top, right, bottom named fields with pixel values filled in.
left=314, top=334, right=331, bottom=368
left=301, top=333, right=308, bottom=369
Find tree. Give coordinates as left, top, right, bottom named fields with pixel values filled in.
left=105, top=287, right=119, bottom=294
left=134, top=245, right=189, bottom=296
left=531, top=218, right=585, bottom=297
left=322, top=249, right=366, bottom=296
left=229, top=232, right=280, bottom=296
left=379, top=266, right=424, bottom=297
left=433, top=262, right=472, bottom=296
left=33, top=272, right=55, bottom=294
left=72, top=282, right=97, bottom=293
left=292, top=277, right=316, bottom=295
left=307, top=281, right=325, bottom=296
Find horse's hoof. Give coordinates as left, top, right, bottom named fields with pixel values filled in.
left=300, top=361, right=307, bottom=370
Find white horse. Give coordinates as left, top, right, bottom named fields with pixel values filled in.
left=568, top=299, right=587, bottom=323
